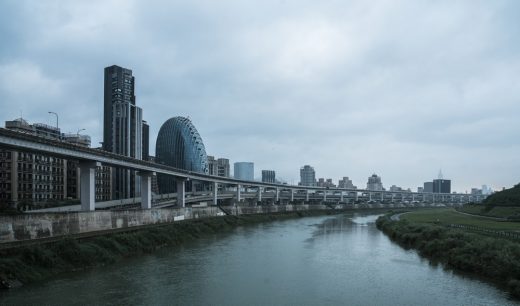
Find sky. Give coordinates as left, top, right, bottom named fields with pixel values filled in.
left=0, top=0, right=519, bottom=193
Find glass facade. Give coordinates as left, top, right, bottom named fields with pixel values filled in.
left=156, top=117, right=209, bottom=193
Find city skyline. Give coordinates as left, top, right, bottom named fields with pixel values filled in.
left=0, top=1, right=519, bottom=192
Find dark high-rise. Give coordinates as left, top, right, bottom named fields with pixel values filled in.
left=142, top=120, right=149, bottom=161
left=262, top=170, right=276, bottom=183
left=433, top=179, right=451, bottom=193
left=103, top=65, right=148, bottom=199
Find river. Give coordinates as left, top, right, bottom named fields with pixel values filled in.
left=0, top=213, right=516, bottom=305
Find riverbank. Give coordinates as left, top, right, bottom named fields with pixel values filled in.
left=0, top=209, right=350, bottom=289
left=376, top=214, right=520, bottom=299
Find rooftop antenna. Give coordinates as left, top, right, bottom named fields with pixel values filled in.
left=438, top=169, right=443, bottom=180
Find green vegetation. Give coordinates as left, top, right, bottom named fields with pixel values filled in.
left=401, top=208, right=520, bottom=231
left=377, top=214, right=520, bottom=299
left=483, top=183, right=520, bottom=207
left=0, top=210, right=336, bottom=288
left=459, top=204, right=520, bottom=220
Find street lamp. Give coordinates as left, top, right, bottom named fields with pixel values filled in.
left=48, top=111, right=59, bottom=140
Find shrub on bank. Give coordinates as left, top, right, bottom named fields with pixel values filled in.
left=376, top=216, right=520, bottom=299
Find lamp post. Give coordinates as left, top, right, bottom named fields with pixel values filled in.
left=48, top=111, right=58, bottom=130
left=77, top=128, right=85, bottom=137
left=48, top=111, right=59, bottom=140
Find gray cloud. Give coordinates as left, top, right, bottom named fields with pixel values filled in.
left=0, top=0, right=519, bottom=192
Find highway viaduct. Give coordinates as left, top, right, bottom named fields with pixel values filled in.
left=0, top=128, right=486, bottom=212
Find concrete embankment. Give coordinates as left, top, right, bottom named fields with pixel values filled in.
left=0, top=207, right=352, bottom=289
left=0, top=203, right=405, bottom=245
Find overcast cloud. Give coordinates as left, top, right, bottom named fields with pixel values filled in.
left=0, top=0, right=519, bottom=192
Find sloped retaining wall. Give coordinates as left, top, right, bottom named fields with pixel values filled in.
left=0, top=203, right=386, bottom=244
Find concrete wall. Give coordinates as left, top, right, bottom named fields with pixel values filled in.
left=0, top=202, right=418, bottom=244
left=0, top=206, right=221, bottom=243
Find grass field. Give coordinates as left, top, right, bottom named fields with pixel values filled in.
left=401, top=208, right=520, bottom=231
left=459, top=204, right=520, bottom=218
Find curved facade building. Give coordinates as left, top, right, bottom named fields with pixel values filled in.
left=156, top=117, right=209, bottom=193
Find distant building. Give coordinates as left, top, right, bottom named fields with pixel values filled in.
left=471, top=188, right=482, bottom=195
left=389, top=185, right=402, bottom=192
left=262, top=170, right=276, bottom=183
left=424, top=182, right=433, bottom=193
left=234, top=162, right=254, bottom=181
left=338, top=177, right=356, bottom=189
left=217, top=158, right=230, bottom=177
left=367, top=174, right=383, bottom=191
left=207, top=156, right=231, bottom=178
left=207, top=156, right=217, bottom=176
left=300, top=165, right=316, bottom=186
left=417, top=187, right=424, bottom=193
left=433, top=179, right=451, bottom=193
left=317, top=178, right=335, bottom=188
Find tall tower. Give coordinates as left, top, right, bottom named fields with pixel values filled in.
left=103, top=65, right=147, bottom=199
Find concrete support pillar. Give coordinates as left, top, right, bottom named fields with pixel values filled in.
left=369, top=193, right=372, bottom=201
left=412, top=194, right=415, bottom=202
left=256, top=187, right=262, bottom=202
left=340, top=192, right=344, bottom=202
left=323, top=190, right=327, bottom=201
left=290, top=189, right=294, bottom=202
left=236, top=184, right=242, bottom=203
left=381, top=192, right=384, bottom=201
left=275, top=188, right=280, bottom=203
left=80, top=161, right=100, bottom=211
left=355, top=192, right=358, bottom=201
left=391, top=193, right=395, bottom=202
left=137, top=171, right=154, bottom=209
left=213, top=181, right=218, bottom=205
left=306, top=190, right=310, bottom=202
left=177, top=179, right=186, bottom=207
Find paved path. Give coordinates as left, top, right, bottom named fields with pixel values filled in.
left=454, top=209, right=506, bottom=221
left=390, top=212, right=409, bottom=221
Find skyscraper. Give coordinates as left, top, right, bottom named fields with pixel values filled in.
left=234, top=162, right=254, bottom=180
left=300, top=165, right=316, bottom=186
left=262, top=170, right=276, bottom=183
left=366, top=174, right=384, bottom=191
left=103, top=65, right=147, bottom=199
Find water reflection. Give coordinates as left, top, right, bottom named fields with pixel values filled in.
left=0, top=213, right=516, bottom=306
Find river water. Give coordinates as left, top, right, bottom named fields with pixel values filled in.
left=0, top=213, right=517, bottom=305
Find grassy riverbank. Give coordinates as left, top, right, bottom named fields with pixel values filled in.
left=377, top=213, right=520, bottom=298
left=0, top=210, right=342, bottom=289
left=401, top=208, right=520, bottom=231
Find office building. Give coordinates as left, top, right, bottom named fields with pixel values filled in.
left=217, top=158, right=230, bottom=177
left=433, top=179, right=451, bottom=193
left=103, top=65, right=148, bottom=199
left=155, top=117, right=209, bottom=193
left=338, top=177, right=356, bottom=189
left=424, top=182, right=433, bottom=193
left=417, top=187, right=424, bottom=193
left=300, top=165, right=316, bottom=186
left=142, top=120, right=150, bottom=161
left=262, top=170, right=276, bottom=183
left=234, top=162, right=254, bottom=181
left=317, top=178, right=335, bottom=188
left=207, top=156, right=217, bottom=176
left=367, top=174, right=384, bottom=191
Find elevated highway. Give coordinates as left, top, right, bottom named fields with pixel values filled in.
left=0, top=128, right=485, bottom=212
